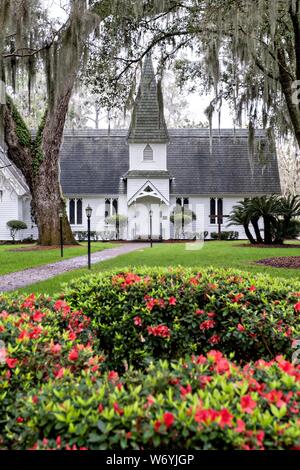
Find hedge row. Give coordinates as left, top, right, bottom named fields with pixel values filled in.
left=61, top=267, right=300, bottom=369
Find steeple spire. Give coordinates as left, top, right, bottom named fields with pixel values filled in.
left=127, top=54, right=169, bottom=143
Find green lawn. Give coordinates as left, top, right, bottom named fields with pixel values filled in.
left=0, top=242, right=116, bottom=276
left=15, top=240, right=300, bottom=296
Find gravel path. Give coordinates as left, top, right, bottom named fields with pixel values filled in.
left=0, top=243, right=149, bottom=292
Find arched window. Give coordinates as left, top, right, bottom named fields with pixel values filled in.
left=69, top=199, right=75, bottom=225
left=76, top=199, right=82, bottom=225
left=143, top=144, right=153, bottom=161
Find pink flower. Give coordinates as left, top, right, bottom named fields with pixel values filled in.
left=237, top=323, right=245, bottom=332
left=240, top=395, right=256, bottom=414
left=200, top=320, right=216, bottom=331
left=235, top=418, right=246, bottom=433
left=108, top=370, right=119, bottom=383
left=133, top=316, right=142, bottom=327
left=195, top=309, right=205, bottom=315
left=209, top=334, right=220, bottom=345
left=50, top=343, right=62, bottom=355
left=32, top=310, right=45, bottom=322
left=168, top=297, right=177, bottom=306
left=163, top=412, right=175, bottom=428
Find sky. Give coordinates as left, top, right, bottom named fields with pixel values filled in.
left=44, top=0, right=235, bottom=128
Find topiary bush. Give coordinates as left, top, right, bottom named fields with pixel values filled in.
left=6, top=352, right=300, bottom=450
left=6, top=220, right=27, bottom=243
left=60, top=267, right=300, bottom=369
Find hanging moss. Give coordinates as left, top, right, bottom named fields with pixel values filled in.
left=31, top=110, right=47, bottom=174
left=6, top=95, right=31, bottom=147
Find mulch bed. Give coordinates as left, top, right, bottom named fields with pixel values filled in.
left=256, top=256, right=300, bottom=269
left=238, top=243, right=300, bottom=248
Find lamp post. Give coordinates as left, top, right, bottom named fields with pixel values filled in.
left=85, top=205, right=93, bottom=269
left=149, top=209, right=153, bottom=248
left=58, top=210, right=63, bottom=257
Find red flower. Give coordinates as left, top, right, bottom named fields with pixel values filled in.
left=218, top=408, right=233, bottom=428
left=195, top=408, right=218, bottom=425
left=180, top=384, right=192, bottom=397
left=235, top=418, right=246, bottom=433
left=98, top=404, right=104, bottom=413
left=248, top=285, right=256, bottom=292
left=113, top=402, right=124, bottom=416
left=207, top=312, right=216, bottom=318
left=108, top=370, right=119, bottom=383
left=215, top=358, right=230, bottom=374
left=147, top=325, right=171, bottom=338
left=32, top=395, right=39, bottom=404
left=68, top=347, right=79, bottom=361
left=68, top=331, right=76, bottom=341
left=32, top=310, right=45, bottom=322
left=133, top=316, right=142, bottom=327
left=195, top=309, right=205, bottom=315
left=200, top=320, right=216, bottom=330
left=21, top=294, right=36, bottom=309
left=209, top=334, right=220, bottom=345
left=237, top=323, right=245, bottom=332
left=232, top=293, right=244, bottom=303
left=6, top=357, right=18, bottom=369
left=190, top=277, right=199, bottom=286
left=163, top=412, right=175, bottom=428
left=294, top=302, right=300, bottom=312
left=154, top=420, right=161, bottom=432
left=56, top=436, right=61, bottom=448
left=241, top=395, right=256, bottom=414
left=18, top=330, right=29, bottom=341
left=168, top=296, right=177, bottom=306
left=16, top=416, right=24, bottom=423
left=54, top=300, right=69, bottom=311
left=54, top=367, right=65, bottom=379
left=29, top=326, right=43, bottom=339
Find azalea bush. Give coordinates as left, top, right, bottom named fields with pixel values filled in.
left=0, top=294, right=106, bottom=432
left=5, top=351, right=300, bottom=450
left=61, top=267, right=300, bottom=369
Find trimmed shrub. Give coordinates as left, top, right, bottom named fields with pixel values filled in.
left=6, top=220, right=27, bottom=243
left=60, top=268, right=300, bottom=369
left=6, top=352, right=300, bottom=450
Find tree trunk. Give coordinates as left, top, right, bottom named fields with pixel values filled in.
left=243, top=223, right=256, bottom=244
left=263, top=215, right=273, bottom=244
left=251, top=216, right=263, bottom=243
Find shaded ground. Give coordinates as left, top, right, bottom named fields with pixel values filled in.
left=256, top=256, right=300, bottom=269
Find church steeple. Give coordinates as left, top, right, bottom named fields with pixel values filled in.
left=127, top=55, right=169, bottom=143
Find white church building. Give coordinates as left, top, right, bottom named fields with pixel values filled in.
left=0, top=56, right=281, bottom=242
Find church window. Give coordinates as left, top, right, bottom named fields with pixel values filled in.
left=0, top=190, right=2, bottom=202
left=176, top=197, right=189, bottom=207
left=69, top=198, right=83, bottom=225
left=69, top=199, right=75, bottom=225
left=210, top=198, right=223, bottom=224
left=104, top=198, right=119, bottom=219
left=143, top=144, right=153, bottom=161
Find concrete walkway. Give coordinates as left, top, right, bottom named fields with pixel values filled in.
left=0, top=243, right=149, bottom=292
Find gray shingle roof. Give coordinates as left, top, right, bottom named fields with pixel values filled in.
left=127, top=55, right=169, bottom=143
left=59, top=128, right=281, bottom=196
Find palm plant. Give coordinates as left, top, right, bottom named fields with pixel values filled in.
left=227, top=202, right=256, bottom=244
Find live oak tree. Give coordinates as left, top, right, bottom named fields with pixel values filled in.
left=0, top=0, right=172, bottom=245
